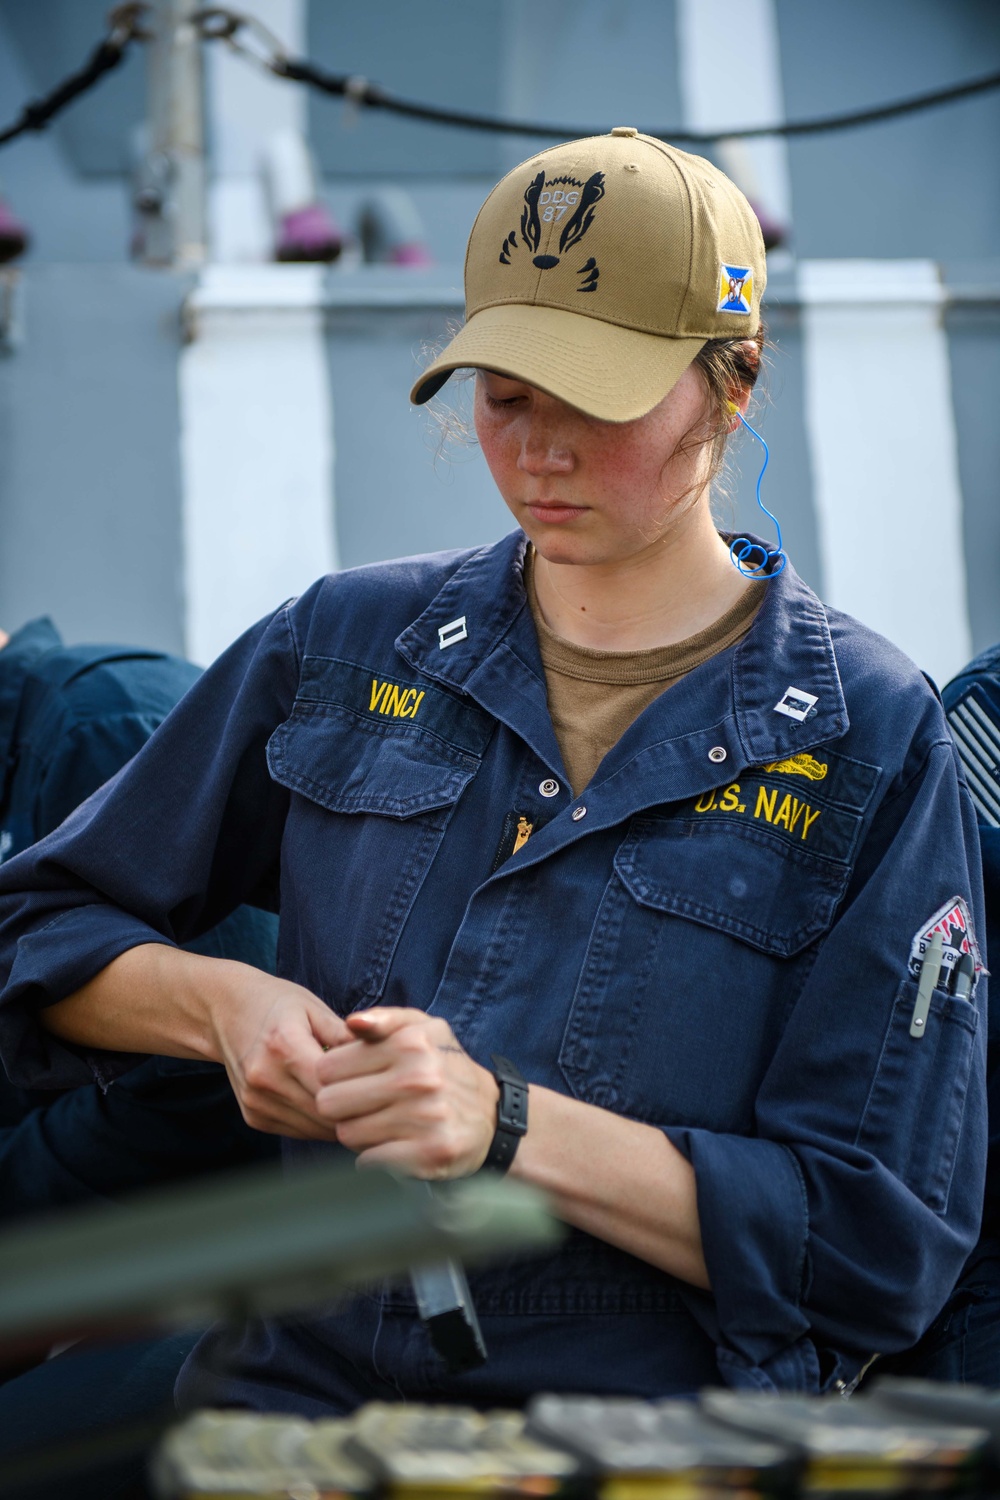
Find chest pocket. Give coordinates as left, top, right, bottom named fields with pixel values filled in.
left=266, top=658, right=495, bottom=1008
left=559, top=750, right=880, bottom=1131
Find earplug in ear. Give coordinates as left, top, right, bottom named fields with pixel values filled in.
left=727, top=408, right=787, bottom=579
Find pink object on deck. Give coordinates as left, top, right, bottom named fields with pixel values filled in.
left=275, top=203, right=343, bottom=263
left=0, top=198, right=29, bottom=263
left=390, top=242, right=433, bottom=267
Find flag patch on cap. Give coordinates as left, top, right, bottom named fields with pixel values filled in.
left=908, top=895, right=984, bottom=989
left=717, top=264, right=753, bottom=315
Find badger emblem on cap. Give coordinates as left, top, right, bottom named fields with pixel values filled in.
left=499, top=170, right=605, bottom=292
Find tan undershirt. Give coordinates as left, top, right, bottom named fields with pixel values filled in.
left=525, top=550, right=765, bottom=796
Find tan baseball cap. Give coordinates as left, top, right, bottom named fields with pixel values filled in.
left=410, top=128, right=766, bottom=423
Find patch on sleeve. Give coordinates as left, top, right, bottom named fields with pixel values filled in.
left=908, top=896, right=984, bottom=988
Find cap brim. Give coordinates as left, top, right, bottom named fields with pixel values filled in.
left=410, top=304, right=707, bottom=423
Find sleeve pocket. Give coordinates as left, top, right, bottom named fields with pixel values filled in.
left=856, top=980, right=978, bottom=1214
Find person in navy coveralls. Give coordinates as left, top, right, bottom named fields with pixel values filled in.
left=0, top=131, right=986, bottom=1434
left=0, top=618, right=278, bottom=1222
left=0, top=620, right=281, bottom=1496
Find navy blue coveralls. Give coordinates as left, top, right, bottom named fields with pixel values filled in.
left=0, top=537, right=987, bottom=1406
left=0, top=618, right=278, bottom=1222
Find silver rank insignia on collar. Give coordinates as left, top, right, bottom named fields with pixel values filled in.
left=438, top=616, right=468, bottom=650
left=773, top=686, right=818, bottom=722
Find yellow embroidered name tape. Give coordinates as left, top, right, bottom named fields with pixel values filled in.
left=369, top=678, right=426, bottom=720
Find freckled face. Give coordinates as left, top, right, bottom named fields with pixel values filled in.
left=473, top=368, right=712, bottom=567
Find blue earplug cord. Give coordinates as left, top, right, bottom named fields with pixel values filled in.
left=728, top=407, right=786, bottom=579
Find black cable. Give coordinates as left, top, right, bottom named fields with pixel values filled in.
left=277, top=55, right=1000, bottom=145
left=751, top=66, right=1000, bottom=140
left=0, top=35, right=135, bottom=150
left=1, top=6, right=999, bottom=156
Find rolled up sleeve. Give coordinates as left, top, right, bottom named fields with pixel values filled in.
left=667, top=739, right=988, bottom=1388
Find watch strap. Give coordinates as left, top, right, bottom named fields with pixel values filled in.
left=482, top=1054, right=528, bottom=1174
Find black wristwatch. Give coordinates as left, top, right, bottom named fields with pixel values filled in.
left=481, top=1054, right=528, bottom=1173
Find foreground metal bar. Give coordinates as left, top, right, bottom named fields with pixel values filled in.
left=0, top=1159, right=558, bottom=1354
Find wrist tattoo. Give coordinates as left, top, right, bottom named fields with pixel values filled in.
left=437, top=1043, right=465, bottom=1056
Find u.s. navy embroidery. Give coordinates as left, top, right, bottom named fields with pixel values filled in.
left=694, top=781, right=823, bottom=843
left=717, top=263, right=753, bottom=315
left=682, top=748, right=880, bottom=866
left=499, top=169, right=605, bottom=290
left=369, top=679, right=425, bottom=719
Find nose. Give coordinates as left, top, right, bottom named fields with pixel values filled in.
left=516, top=405, right=575, bottom=477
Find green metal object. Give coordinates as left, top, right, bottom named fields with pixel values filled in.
left=0, top=1159, right=559, bottom=1354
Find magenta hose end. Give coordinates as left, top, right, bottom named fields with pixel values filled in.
left=275, top=203, right=344, bottom=263
left=0, top=198, right=29, bottom=263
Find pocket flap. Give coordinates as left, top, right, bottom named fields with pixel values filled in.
left=267, top=702, right=477, bottom=818
left=615, top=816, right=849, bottom=956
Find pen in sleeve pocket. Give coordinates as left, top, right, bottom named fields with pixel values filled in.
left=952, top=949, right=975, bottom=1003
left=910, top=930, right=943, bottom=1039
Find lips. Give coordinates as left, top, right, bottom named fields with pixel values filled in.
left=526, top=501, right=588, bottom=524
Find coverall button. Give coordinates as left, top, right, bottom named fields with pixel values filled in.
left=708, top=746, right=727, bottom=763
left=539, top=778, right=560, bottom=797
left=571, top=806, right=587, bottom=821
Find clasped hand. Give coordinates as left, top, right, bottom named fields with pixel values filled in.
left=219, top=980, right=499, bottom=1178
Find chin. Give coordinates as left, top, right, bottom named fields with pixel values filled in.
left=530, top=536, right=609, bottom=568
